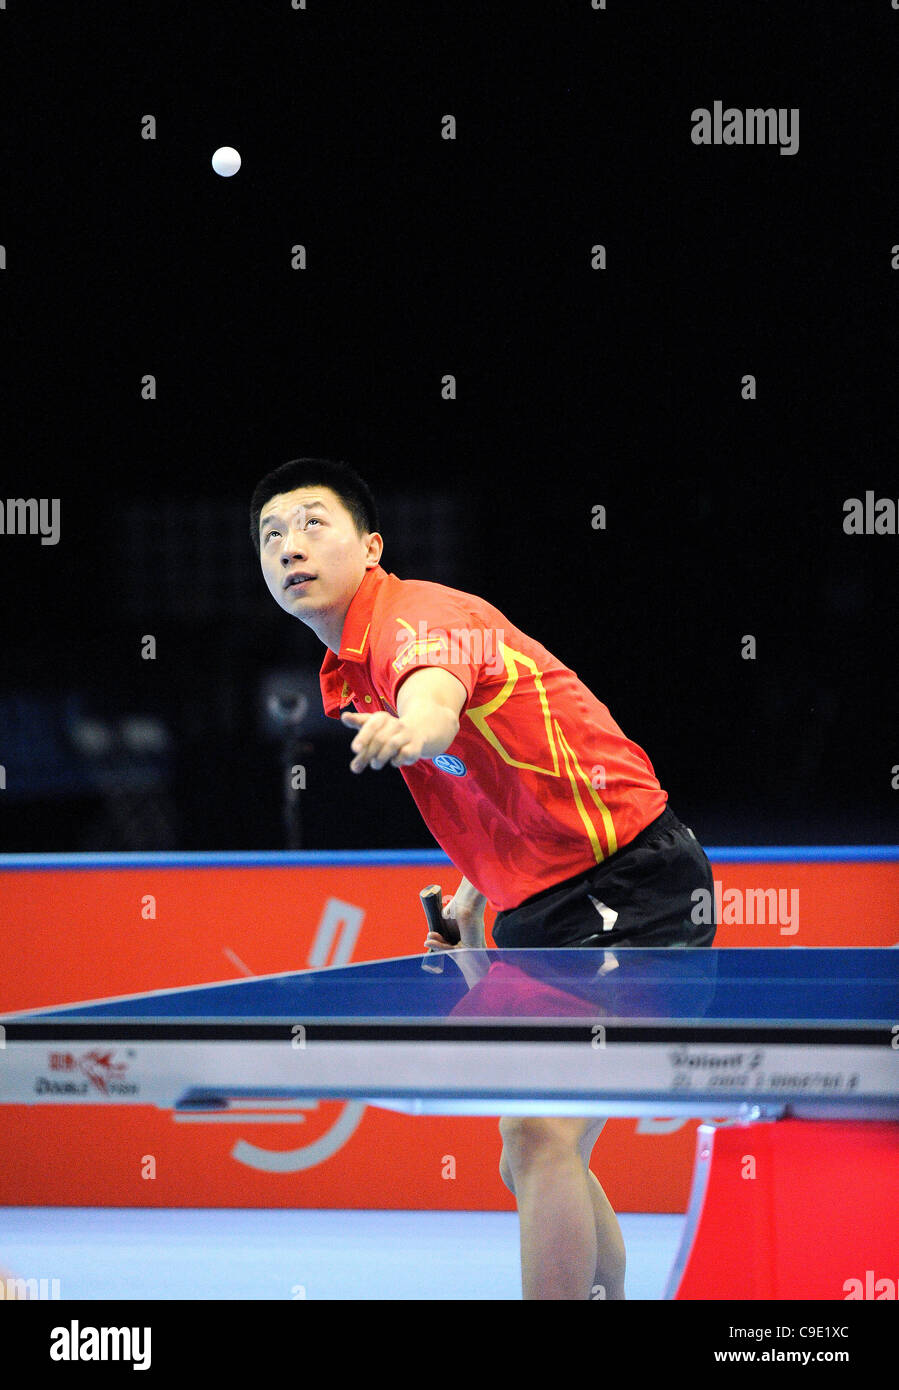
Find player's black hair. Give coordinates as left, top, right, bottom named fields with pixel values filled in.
left=249, top=457, right=379, bottom=554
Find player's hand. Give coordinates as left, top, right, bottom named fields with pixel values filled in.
left=341, top=710, right=426, bottom=772
left=424, top=886, right=487, bottom=952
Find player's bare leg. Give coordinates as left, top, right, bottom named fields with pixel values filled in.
left=578, top=1118, right=626, bottom=1300
left=499, top=1115, right=626, bottom=1300
left=583, top=1172, right=627, bottom=1300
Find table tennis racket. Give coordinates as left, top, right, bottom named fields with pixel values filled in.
left=420, top=883, right=461, bottom=947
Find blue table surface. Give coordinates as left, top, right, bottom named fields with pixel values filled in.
left=7, top=949, right=898, bottom=1026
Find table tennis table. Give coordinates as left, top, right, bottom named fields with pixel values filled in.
left=2, top=947, right=897, bottom=1298
left=1, top=947, right=896, bottom=1117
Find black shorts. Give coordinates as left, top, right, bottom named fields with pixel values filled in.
left=491, top=806, right=717, bottom=950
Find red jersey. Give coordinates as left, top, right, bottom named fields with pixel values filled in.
left=320, top=565, right=668, bottom=911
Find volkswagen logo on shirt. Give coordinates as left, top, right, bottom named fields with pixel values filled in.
left=433, top=754, right=467, bottom=776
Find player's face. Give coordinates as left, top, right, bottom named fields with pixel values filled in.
left=258, top=486, right=377, bottom=624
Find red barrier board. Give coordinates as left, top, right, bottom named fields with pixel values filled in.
left=672, top=1120, right=899, bottom=1300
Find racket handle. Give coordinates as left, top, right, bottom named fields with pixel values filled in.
left=420, top=883, right=461, bottom=946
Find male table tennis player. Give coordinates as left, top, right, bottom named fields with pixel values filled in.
left=251, top=456, right=717, bottom=1301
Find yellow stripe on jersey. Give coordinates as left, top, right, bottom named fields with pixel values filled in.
left=465, top=641, right=560, bottom=777
left=464, top=638, right=618, bottom=861
left=555, top=722, right=605, bottom=864
left=555, top=720, right=618, bottom=860
left=345, top=622, right=371, bottom=657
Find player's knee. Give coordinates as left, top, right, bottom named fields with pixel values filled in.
left=498, top=1116, right=579, bottom=1177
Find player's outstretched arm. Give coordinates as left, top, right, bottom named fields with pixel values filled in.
left=341, top=667, right=467, bottom=771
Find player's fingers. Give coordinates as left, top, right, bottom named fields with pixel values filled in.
left=349, top=717, right=383, bottom=752
left=349, top=716, right=392, bottom=769
left=389, top=741, right=421, bottom=767
left=424, top=930, right=456, bottom=952
left=361, top=733, right=406, bottom=770
left=370, top=732, right=409, bottom=768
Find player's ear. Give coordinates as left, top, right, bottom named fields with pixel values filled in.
left=364, top=531, right=384, bottom=564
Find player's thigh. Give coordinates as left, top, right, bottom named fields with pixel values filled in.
left=499, top=1114, right=607, bottom=1180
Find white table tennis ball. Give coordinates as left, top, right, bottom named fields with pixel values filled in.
left=212, top=146, right=241, bottom=177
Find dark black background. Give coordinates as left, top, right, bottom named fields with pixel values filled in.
left=0, top=1, right=896, bottom=852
